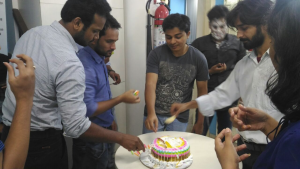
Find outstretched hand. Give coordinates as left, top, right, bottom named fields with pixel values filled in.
left=170, top=103, right=188, bottom=116
left=215, top=128, right=250, bottom=169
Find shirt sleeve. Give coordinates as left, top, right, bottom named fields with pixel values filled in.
left=106, top=61, right=111, bottom=66
left=54, top=59, right=91, bottom=138
left=146, top=50, right=160, bottom=74
left=83, top=67, right=99, bottom=117
left=196, top=62, right=241, bottom=116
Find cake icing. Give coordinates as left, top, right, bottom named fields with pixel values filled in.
left=140, top=136, right=193, bottom=169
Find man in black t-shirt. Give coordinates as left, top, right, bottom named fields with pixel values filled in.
left=143, top=14, right=209, bottom=134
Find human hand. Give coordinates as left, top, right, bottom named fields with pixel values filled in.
left=119, top=134, right=145, bottom=152
left=229, top=105, right=270, bottom=131
left=170, top=103, right=189, bottom=116
left=120, top=89, right=140, bottom=103
left=109, top=71, right=121, bottom=85
left=3, top=54, right=35, bottom=102
left=229, top=106, right=245, bottom=130
left=215, top=128, right=250, bottom=169
left=111, top=120, right=118, bottom=131
left=209, top=63, right=227, bottom=75
left=144, top=113, right=158, bottom=132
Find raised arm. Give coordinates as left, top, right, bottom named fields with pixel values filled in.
left=2, top=54, right=35, bottom=169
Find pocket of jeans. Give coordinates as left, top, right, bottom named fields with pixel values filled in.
left=86, top=142, right=106, bottom=159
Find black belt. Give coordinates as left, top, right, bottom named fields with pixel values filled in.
left=2, top=125, right=62, bottom=141
left=240, top=137, right=266, bottom=152
left=244, top=140, right=266, bottom=152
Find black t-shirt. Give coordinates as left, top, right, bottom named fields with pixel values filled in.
left=191, top=34, right=246, bottom=92
left=0, top=54, right=10, bottom=85
left=145, top=44, right=209, bottom=123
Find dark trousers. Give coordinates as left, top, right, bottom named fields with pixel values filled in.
left=201, top=109, right=232, bottom=135
left=237, top=138, right=266, bottom=169
left=72, top=126, right=116, bottom=169
left=1, top=125, right=68, bottom=169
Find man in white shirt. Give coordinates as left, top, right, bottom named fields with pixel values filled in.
left=170, top=0, right=283, bottom=168
left=1, top=1, right=144, bottom=168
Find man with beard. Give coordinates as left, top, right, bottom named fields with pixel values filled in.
left=73, top=14, right=139, bottom=169
left=169, top=0, right=284, bottom=168
left=191, top=5, right=246, bottom=136
left=1, top=1, right=144, bottom=168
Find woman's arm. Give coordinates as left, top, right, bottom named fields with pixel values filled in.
left=2, top=54, right=35, bottom=168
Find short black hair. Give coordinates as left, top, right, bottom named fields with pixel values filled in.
left=99, top=14, right=121, bottom=37
left=162, top=13, right=190, bottom=34
left=207, top=5, right=229, bottom=21
left=61, top=0, right=112, bottom=28
left=227, top=0, right=273, bottom=29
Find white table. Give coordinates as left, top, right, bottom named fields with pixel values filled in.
left=115, top=131, right=222, bottom=169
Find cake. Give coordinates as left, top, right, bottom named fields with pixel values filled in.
left=151, top=136, right=191, bottom=161
left=140, top=136, right=193, bottom=169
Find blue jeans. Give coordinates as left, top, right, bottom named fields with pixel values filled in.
left=142, top=115, right=188, bottom=133
left=72, top=129, right=116, bottom=169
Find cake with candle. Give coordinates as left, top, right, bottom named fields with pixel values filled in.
left=140, top=136, right=193, bottom=169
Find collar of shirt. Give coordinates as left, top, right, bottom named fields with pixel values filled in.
left=50, top=21, right=79, bottom=53
left=77, top=44, right=84, bottom=51
left=247, top=49, right=270, bottom=65
left=82, top=46, right=105, bottom=64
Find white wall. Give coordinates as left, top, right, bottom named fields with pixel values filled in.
left=124, top=0, right=147, bottom=136
left=12, top=0, right=18, bottom=8
left=18, top=0, right=42, bottom=29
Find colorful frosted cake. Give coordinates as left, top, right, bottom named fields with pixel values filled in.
left=151, top=136, right=190, bottom=161
left=140, top=136, right=193, bottom=169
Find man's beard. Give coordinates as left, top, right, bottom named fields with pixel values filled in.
left=240, top=27, right=265, bottom=50
left=95, top=48, right=114, bottom=57
left=74, top=29, right=86, bottom=47
left=73, top=27, right=95, bottom=47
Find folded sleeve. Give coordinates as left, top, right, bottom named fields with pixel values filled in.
left=54, top=59, right=91, bottom=138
